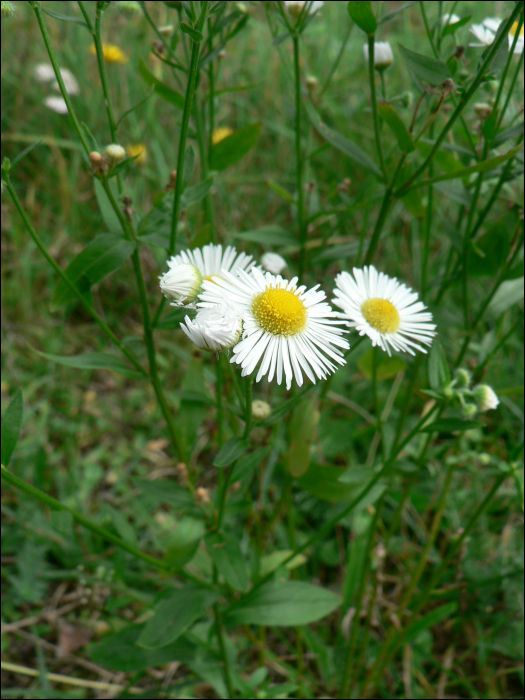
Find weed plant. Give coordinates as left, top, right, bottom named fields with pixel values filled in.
left=1, top=1, right=524, bottom=698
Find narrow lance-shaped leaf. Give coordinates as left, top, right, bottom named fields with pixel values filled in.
left=398, top=44, right=452, bottom=86
left=378, top=101, right=414, bottom=153
left=33, top=350, right=145, bottom=380
left=420, top=419, right=483, bottom=434
left=137, top=57, right=185, bottom=110
left=210, top=123, right=262, bottom=171
left=205, top=533, right=250, bottom=592
left=347, top=1, right=377, bottom=34
left=1, top=391, right=23, bottom=467
left=214, top=437, right=249, bottom=467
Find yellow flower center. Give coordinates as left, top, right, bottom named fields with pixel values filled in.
left=361, top=298, right=400, bottom=334
left=204, top=274, right=221, bottom=284
left=510, top=21, right=524, bottom=38
left=252, top=287, right=307, bottom=336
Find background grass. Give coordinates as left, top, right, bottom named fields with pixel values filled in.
left=1, top=1, right=524, bottom=698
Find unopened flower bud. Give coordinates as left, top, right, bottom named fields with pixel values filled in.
left=474, top=103, right=493, bottom=120
left=117, top=1, right=141, bottom=17
left=462, top=402, right=478, bottom=419
left=284, top=0, right=324, bottom=18
left=89, top=151, right=106, bottom=174
left=159, top=24, right=174, bottom=37
left=252, top=400, right=271, bottom=421
left=261, top=252, right=287, bottom=275
left=443, top=385, right=456, bottom=400
left=159, top=263, right=203, bottom=305
left=218, top=50, right=227, bottom=60
left=455, top=368, right=472, bottom=389
left=363, top=42, right=394, bottom=70
left=176, top=462, right=189, bottom=485
left=306, top=75, right=318, bottom=92
left=181, top=304, right=243, bottom=352
left=338, top=177, right=352, bottom=193
left=166, top=170, right=177, bottom=190
left=478, top=453, right=491, bottom=465
left=455, top=45, right=466, bottom=60
left=105, top=144, right=126, bottom=163
left=1, top=1, right=16, bottom=19
left=196, top=487, right=211, bottom=505
left=473, top=384, right=500, bottom=412
left=163, top=0, right=182, bottom=7
left=441, top=78, right=456, bottom=97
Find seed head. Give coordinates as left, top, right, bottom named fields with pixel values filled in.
left=252, top=400, right=271, bottom=421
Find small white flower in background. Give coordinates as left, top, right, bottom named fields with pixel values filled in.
left=363, top=41, right=394, bottom=70
left=43, top=96, right=69, bottom=114
left=252, top=400, right=272, bottom=421
left=261, top=252, right=287, bottom=275
left=470, top=18, right=524, bottom=55
left=34, top=63, right=56, bottom=83
left=441, top=13, right=461, bottom=26
left=181, top=304, right=243, bottom=353
left=284, top=1, right=324, bottom=19
left=105, top=144, right=127, bottom=163
left=333, top=265, right=436, bottom=356
left=167, top=243, right=256, bottom=283
left=199, top=268, right=349, bottom=390
left=159, top=263, right=203, bottom=306
left=473, top=384, right=500, bottom=412
left=34, top=63, right=80, bottom=95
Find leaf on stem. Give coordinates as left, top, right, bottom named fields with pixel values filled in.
left=180, top=176, right=215, bottom=211
left=205, top=532, right=250, bottom=592
left=137, top=57, right=185, bottom=110
left=347, top=1, right=377, bottom=34
left=214, top=437, right=249, bottom=467
left=1, top=391, right=23, bottom=468
left=420, top=418, right=483, bottom=433
left=209, top=123, right=262, bottom=171
left=377, top=1, right=418, bottom=25
left=32, top=350, right=144, bottom=380
left=230, top=225, right=296, bottom=247
left=398, top=44, right=452, bottom=87
left=180, top=22, right=204, bottom=43
left=378, top=101, right=414, bottom=153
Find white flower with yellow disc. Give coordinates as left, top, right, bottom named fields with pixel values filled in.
left=198, top=268, right=349, bottom=390
left=167, top=243, right=256, bottom=285
left=333, top=266, right=436, bottom=356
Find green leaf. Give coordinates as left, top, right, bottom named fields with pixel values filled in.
left=88, top=624, right=197, bottom=672
left=297, top=462, right=384, bottom=504
left=137, top=586, right=215, bottom=649
left=378, top=101, right=414, bottom=153
left=377, top=1, right=418, bottom=25
left=432, top=180, right=472, bottom=207
left=230, top=446, right=270, bottom=483
left=287, top=400, right=319, bottom=478
left=214, top=437, right=249, bottom=467
left=226, top=581, right=341, bottom=627
left=161, top=517, right=206, bottom=569
left=94, top=179, right=121, bottom=233
left=210, top=123, right=261, bottom=171
left=138, top=57, right=185, bottom=110
left=488, top=278, right=524, bottom=317
left=259, top=551, right=307, bottom=578
left=180, top=176, right=215, bottom=211
left=347, top=1, right=377, bottom=34
left=41, top=6, right=88, bottom=27
left=428, top=341, right=450, bottom=391
left=358, top=349, right=407, bottom=381
left=53, top=234, right=135, bottom=306
left=180, top=21, right=204, bottom=43
left=205, top=532, right=250, bottom=592
left=230, top=225, right=296, bottom=247
left=468, top=221, right=511, bottom=277
left=1, top=391, right=23, bottom=467
left=441, top=15, right=471, bottom=37
left=400, top=187, right=426, bottom=218
left=420, top=418, right=483, bottom=433
left=133, top=478, right=194, bottom=510
left=304, top=101, right=383, bottom=179
left=34, top=350, right=144, bottom=380
left=154, top=308, right=186, bottom=330
left=398, top=44, right=452, bottom=86
left=313, top=242, right=360, bottom=262
left=493, top=122, right=524, bottom=148
left=404, top=602, right=458, bottom=644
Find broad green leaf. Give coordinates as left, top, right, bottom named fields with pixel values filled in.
left=214, top=437, right=249, bottom=467
left=404, top=602, right=458, bottom=643
left=133, top=478, right=194, bottom=510
left=297, top=462, right=383, bottom=504
left=488, top=278, right=525, bottom=317
left=287, top=400, right=319, bottom=478
left=398, top=44, right=452, bottom=86
left=400, top=187, right=426, bottom=218
left=378, top=101, right=414, bottom=153
left=53, top=234, right=135, bottom=306
left=420, top=418, right=483, bottom=433
left=205, top=532, right=250, bottom=592
left=138, top=57, right=185, bottom=110
left=161, top=517, right=206, bottom=569
left=259, top=551, right=308, bottom=578
left=304, top=101, right=383, bottom=179
left=41, top=6, right=89, bottom=27
left=34, top=350, right=144, bottom=380
left=1, top=391, right=23, bottom=468
left=493, top=122, right=524, bottom=148
left=338, top=465, right=376, bottom=484
left=226, top=581, right=341, bottom=626
left=94, top=178, right=121, bottom=233
left=441, top=15, right=471, bottom=37
left=180, top=176, right=215, bottom=211
left=377, top=1, right=418, bottom=25
left=180, top=22, right=204, bottom=43
left=432, top=180, right=472, bottom=207
left=210, top=123, right=261, bottom=171
left=230, top=225, right=296, bottom=247
left=138, top=586, right=215, bottom=649
left=347, top=1, right=377, bottom=34
left=358, top=349, right=407, bottom=381
left=154, top=308, right=186, bottom=330
left=428, top=341, right=450, bottom=391
left=230, top=446, right=270, bottom=482
left=88, top=624, right=197, bottom=671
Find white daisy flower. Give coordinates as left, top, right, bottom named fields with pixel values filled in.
left=333, top=266, right=436, bottom=356
left=43, top=96, right=69, bottom=114
left=159, top=262, right=203, bottom=306
left=181, top=304, right=243, bottom=353
left=284, top=1, right=324, bottom=19
left=34, top=63, right=80, bottom=95
left=167, top=243, right=256, bottom=284
left=470, top=17, right=524, bottom=55
left=473, top=384, right=500, bottom=412
left=261, top=252, right=287, bottom=275
left=198, top=268, right=349, bottom=390
left=363, top=41, right=394, bottom=69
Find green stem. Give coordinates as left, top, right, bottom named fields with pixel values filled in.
left=367, top=36, right=387, bottom=180
left=3, top=173, right=147, bottom=377
left=243, top=375, right=253, bottom=439
left=473, top=314, right=524, bottom=383
left=216, top=355, right=224, bottom=448
left=213, top=602, right=234, bottom=698
left=294, top=36, right=307, bottom=279
left=319, top=22, right=353, bottom=98
left=493, top=14, right=524, bottom=131
left=397, top=3, right=523, bottom=197
left=32, top=4, right=90, bottom=155
left=94, top=4, right=118, bottom=144
left=194, top=95, right=216, bottom=241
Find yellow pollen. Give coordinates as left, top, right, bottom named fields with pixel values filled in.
left=252, top=287, right=307, bottom=336
left=361, top=298, right=400, bottom=334
left=510, top=21, right=524, bottom=38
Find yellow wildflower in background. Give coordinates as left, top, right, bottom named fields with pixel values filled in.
left=90, top=43, right=129, bottom=64
left=212, top=126, right=234, bottom=145
left=126, top=143, right=147, bottom=164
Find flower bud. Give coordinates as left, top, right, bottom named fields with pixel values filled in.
left=455, top=368, right=472, bottom=389
left=117, top=1, right=141, bottom=17
left=443, top=385, right=456, bottom=401
left=473, top=384, right=500, bottom=412
left=441, top=78, right=456, bottom=97
left=261, top=252, right=287, bottom=275
left=196, top=487, right=211, bottom=505
left=159, top=263, right=203, bottom=305
left=306, top=75, right=318, bottom=92
left=462, top=402, right=478, bottom=419
left=338, top=177, right=352, bottom=193
left=284, top=0, right=324, bottom=18
left=166, top=170, right=178, bottom=190
left=181, top=304, right=243, bottom=352
left=363, top=42, right=394, bottom=70
left=159, top=24, right=174, bottom=37
left=252, top=400, right=271, bottom=421
left=474, top=103, right=493, bottom=120
left=1, top=1, right=16, bottom=19
left=105, top=143, right=127, bottom=163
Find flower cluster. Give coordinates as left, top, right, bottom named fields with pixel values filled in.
left=159, top=245, right=437, bottom=391
left=443, top=368, right=500, bottom=417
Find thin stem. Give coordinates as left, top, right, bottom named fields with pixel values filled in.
left=367, top=36, right=387, bottom=180
left=319, top=22, right=353, bottom=98
left=364, top=155, right=405, bottom=265
left=294, top=36, right=307, bottom=278
left=3, top=173, right=147, bottom=376
left=94, top=4, right=118, bottom=144
left=216, top=355, right=224, bottom=448
left=473, top=314, right=524, bottom=383
left=243, top=376, right=253, bottom=439
left=32, top=4, right=90, bottom=155
left=194, top=95, right=216, bottom=241
left=213, top=602, right=234, bottom=698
